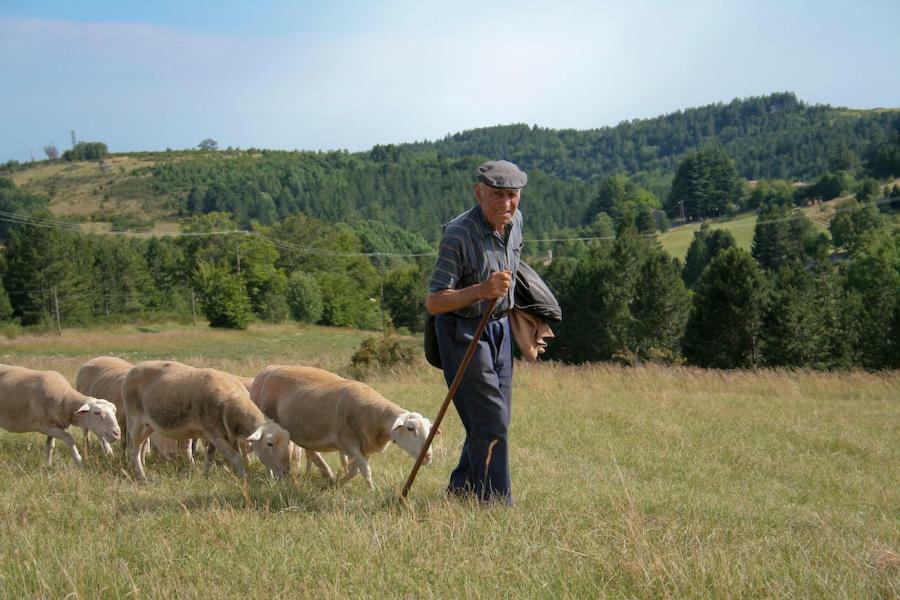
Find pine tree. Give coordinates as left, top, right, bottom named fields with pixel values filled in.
left=682, top=248, right=768, bottom=368
left=761, top=264, right=840, bottom=367
left=840, top=231, right=900, bottom=368
left=683, top=226, right=736, bottom=288
left=631, top=253, right=691, bottom=361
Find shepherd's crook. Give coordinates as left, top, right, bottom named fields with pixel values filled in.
left=400, top=298, right=498, bottom=502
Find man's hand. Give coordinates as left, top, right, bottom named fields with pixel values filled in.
left=425, top=270, right=512, bottom=315
left=481, top=270, right=512, bottom=300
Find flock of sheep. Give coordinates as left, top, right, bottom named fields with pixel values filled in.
left=0, top=358, right=436, bottom=488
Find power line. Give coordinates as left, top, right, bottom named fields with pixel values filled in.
left=0, top=195, right=894, bottom=257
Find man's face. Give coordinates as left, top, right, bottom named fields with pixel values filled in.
left=475, top=183, right=521, bottom=233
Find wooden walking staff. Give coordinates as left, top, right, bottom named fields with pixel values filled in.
left=400, top=298, right=498, bottom=501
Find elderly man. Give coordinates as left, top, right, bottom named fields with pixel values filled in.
left=425, top=159, right=526, bottom=504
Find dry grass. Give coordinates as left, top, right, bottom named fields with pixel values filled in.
left=0, top=326, right=897, bottom=597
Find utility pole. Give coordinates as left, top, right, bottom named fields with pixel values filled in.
left=71, top=130, right=77, bottom=148
left=378, top=255, right=386, bottom=338
left=191, top=290, right=197, bottom=325
left=52, top=287, right=62, bottom=335
left=234, top=231, right=241, bottom=275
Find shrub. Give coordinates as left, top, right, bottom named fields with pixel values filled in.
left=350, top=335, right=417, bottom=378
left=196, top=263, right=252, bottom=329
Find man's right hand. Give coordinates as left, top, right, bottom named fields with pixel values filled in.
left=482, top=270, right=512, bottom=299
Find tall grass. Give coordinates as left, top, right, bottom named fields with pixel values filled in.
left=0, top=324, right=897, bottom=597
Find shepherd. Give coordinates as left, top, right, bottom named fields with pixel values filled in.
left=423, top=159, right=527, bottom=505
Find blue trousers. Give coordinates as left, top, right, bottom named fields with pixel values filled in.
left=435, top=312, right=513, bottom=504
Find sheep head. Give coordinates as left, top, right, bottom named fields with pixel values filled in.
left=73, top=398, right=121, bottom=443
left=390, top=412, right=436, bottom=465
left=247, top=421, right=292, bottom=478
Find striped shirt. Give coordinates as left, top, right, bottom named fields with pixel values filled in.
left=428, top=205, right=524, bottom=318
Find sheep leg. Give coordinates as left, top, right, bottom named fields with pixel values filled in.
left=98, top=437, right=114, bottom=457
left=127, top=422, right=152, bottom=480
left=45, top=436, right=55, bottom=466
left=185, top=439, right=195, bottom=466
left=203, top=443, right=216, bottom=476
left=45, top=426, right=83, bottom=468
left=289, top=443, right=303, bottom=472
left=306, top=450, right=335, bottom=481
left=81, top=427, right=91, bottom=461
left=207, top=437, right=246, bottom=478
left=339, top=447, right=372, bottom=489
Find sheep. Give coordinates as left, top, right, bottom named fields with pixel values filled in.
left=123, top=360, right=291, bottom=480
left=0, top=364, right=121, bottom=467
left=251, top=365, right=436, bottom=489
left=75, top=356, right=132, bottom=456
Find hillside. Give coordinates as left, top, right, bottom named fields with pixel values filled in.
left=4, top=92, right=898, bottom=242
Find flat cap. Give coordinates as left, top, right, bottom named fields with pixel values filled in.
left=475, top=160, right=528, bottom=189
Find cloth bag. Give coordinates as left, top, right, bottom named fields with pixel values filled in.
left=424, top=260, right=561, bottom=369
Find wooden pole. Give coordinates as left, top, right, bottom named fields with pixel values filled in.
left=191, top=290, right=197, bottom=325
left=234, top=232, right=241, bottom=275
left=400, top=298, right=497, bottom=502
left=378, top=254, right=386, bottom=338
left=52, top=287, right=62, bottom=335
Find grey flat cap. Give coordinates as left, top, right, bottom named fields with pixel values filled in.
left=475, top=160, right=528, bottom=189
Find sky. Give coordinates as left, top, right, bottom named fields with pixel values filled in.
left=1, top=0, right=899, bottom=163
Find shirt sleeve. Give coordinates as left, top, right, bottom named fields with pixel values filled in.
left=428, top=229, right=465, bottom=292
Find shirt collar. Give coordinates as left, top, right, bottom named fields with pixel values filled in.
left=473, top=204, right=512, bottom=239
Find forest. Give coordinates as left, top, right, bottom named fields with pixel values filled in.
left=0, top=92, right=898, bottom=369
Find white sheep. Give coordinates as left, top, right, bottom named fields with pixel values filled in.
left=123, top=360, right=291, bottom=480
left=251, top=365, right=436, bottom=489
left=75, top=356, right=131, bottom=456
left=0, top=364, right=121, bottom=467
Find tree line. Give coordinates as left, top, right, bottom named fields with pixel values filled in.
left=1, top=172, right=897, bottom=369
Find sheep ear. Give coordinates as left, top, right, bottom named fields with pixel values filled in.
left=74, top=403, right=91, bottom=415
left=246, top=427, right=263, bottom=442
left=391, top=415, right=406, bottom=432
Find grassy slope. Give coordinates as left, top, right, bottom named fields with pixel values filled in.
left=9, top=155, right=182, bottom=235
left=0, top=324, right=897, bottom=597
left=656, top=198, right=843, bottom=261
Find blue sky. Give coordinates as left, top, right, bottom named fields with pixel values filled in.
left=1, top=0, right=898, bottom=162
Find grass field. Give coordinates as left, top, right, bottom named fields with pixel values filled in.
left=656, top=213, right=759, bottom=260
left=655, top=198, right=845, bottom=262
left=0, top=323, right=897, bottom=597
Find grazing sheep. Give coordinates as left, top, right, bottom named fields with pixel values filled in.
left=123, top=360, right=291, bottom=480
left=0, top=364, right=121, bottom=467
left=251, top=365, right=436, bottom=489
left=75, top=356, right=132, bottom=456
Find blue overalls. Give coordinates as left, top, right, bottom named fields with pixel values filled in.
left=435, top=312, right=513, bottom=504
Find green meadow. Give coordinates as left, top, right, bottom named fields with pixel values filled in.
left=0, top=323, right=897, bottom=598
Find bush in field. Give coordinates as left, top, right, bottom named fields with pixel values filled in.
left=286, top=271, right=323, bottom=323
left=196, top=262, right=252, bottom=329
left=350, top=335, right=417, bottom=378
